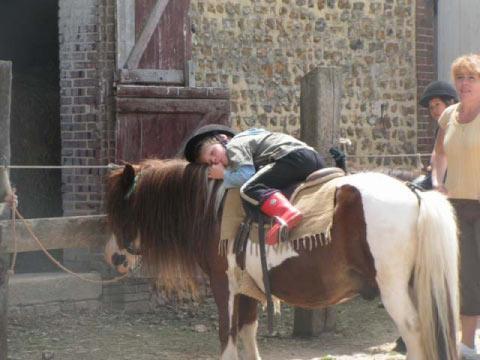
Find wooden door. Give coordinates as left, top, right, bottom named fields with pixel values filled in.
left=115, top=0, right=230, bottom=162
left=116, top=85, right=230, bottom=162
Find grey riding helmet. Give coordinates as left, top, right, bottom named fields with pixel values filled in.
left=183, top=124, right=237, bottom=162
left=419, top=80, right=458, bottom=108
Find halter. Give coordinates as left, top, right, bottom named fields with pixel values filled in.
left=124, top=173, right=141, bottom=200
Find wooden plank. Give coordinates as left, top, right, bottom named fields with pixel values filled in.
left=0, top=215, right=109, bottom=254
left=295, top=66, right=341, bottom=336
left=140, top=113, right=203, bottom=159
left=116, top=115, right=142, bottom=162
left=151, top=0, right=189, bottom=70
left=116, top=110, right=231, bottom=161
left=116, top=85, right=229, bottom=100
left=116, top=0, right=136, bottom=69
left=300, top=66, right=342, bottom=160
left=135, top=0, right=158, bottom=69
left=126, top=0, right=170, bottom=69
left=0, top=258, right=7, bottom=360
left=118, top=69, right=183, bottom=85
left=0, top=60, right=11, bottom=360
left=0, top=61, right=12, bottom=220
left=292, top=306, right=336, bottom=337
left=117, top=98, right=230, bottom=114
left=134, top=0, right=191, bottom=71
left=0, top=61, right=11, bottom=165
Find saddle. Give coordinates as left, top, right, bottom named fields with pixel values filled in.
left=219, top=167, right=346, bottom=255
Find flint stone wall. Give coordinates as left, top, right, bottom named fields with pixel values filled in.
left=190, top=0, right=417, bottom=167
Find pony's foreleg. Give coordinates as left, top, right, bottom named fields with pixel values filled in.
left=237, top=295, right=261, bottom=360
left=378, top=274, right=423, bottom=359
left=211, top=274, right=239, bottom=360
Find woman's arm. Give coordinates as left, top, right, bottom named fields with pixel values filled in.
left=0, top=168, right=16, bottom=209
left=430, top=127, right=448, bottom=193
left=0, top=168, right=11, bottom=201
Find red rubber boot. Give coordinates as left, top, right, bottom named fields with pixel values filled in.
left=260, top=192, right=303, bottom=245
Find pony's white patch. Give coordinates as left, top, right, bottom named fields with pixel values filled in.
left=242, top=242, right=299, bottom=293
left=220, top=338, right=238, bottom=360
left=239, top=321, right=261, bottom=360
left=336, top=173, right=422, bottom=357
left=335, top=172, right=418, bottom=276
left=225, top=249, right=239, bottom=359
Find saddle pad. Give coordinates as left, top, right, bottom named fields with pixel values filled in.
left=220, top=172, right=345, bottom=252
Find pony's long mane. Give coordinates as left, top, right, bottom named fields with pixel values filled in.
left=108, top=159, right=225, bottom=296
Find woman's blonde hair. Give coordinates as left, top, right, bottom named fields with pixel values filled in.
left=451, top=54, right=480, bottom=79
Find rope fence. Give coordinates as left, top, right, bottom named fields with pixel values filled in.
left=2, top=163, right=123, bottom=170
left=0, top=153, right=433, bottom=170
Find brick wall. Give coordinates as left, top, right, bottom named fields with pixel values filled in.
left=59, top=0, right=116, bottom=216
left=415, top=0, right=437, bottom=159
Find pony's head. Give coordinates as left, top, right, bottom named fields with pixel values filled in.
left=105, top=159, right=165, bottom=255
left=104, top=158, right=224, bottom=297
left=105, top=162, right=140, bottom=255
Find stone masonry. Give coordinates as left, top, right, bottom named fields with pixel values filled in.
left=190, top=0, right=418, bottom=168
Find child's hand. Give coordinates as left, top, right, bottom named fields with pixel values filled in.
left=208, top=163, right=225, bottom=179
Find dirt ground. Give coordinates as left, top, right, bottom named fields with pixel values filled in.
left=7, top=296, right=414, bottom=360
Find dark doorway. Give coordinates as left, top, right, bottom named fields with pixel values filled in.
left=0, top=0, right=63, bottom=272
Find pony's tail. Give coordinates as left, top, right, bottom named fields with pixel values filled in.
left=414, top=190, right=459, bottom=360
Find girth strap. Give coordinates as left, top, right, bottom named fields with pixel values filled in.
left=405, top=181, right=422, bottom=206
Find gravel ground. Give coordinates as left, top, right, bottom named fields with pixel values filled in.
left=7, top=295, right=462, bottom=360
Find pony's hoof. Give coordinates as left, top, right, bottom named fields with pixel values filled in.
left=392, top=336, right=406, bottom=354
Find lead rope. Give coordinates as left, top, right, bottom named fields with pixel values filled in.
left=9, top=205, right=128, bottom=284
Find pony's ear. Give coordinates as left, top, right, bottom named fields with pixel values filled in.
left=122, top=164, right=135, bottom=190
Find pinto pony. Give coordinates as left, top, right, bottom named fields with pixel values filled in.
left=105, top=159, right=459, bottom=360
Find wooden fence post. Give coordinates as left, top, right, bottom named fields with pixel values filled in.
left=294, top=66, right=342, bottom=337
left=0, top=60, right=12, bottom=360
left=0, top=258, right=8, bottom=360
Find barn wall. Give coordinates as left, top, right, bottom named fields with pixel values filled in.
left=58, top=0, right=116, bottom=217
left=58, top=0, right=429, bottom=212
left=189, top=0, right=418, bottom=167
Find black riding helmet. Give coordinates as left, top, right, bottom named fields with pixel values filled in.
left=183, top=124, right=237, bottom=162
left=419, top=80, right=459, bottom=108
